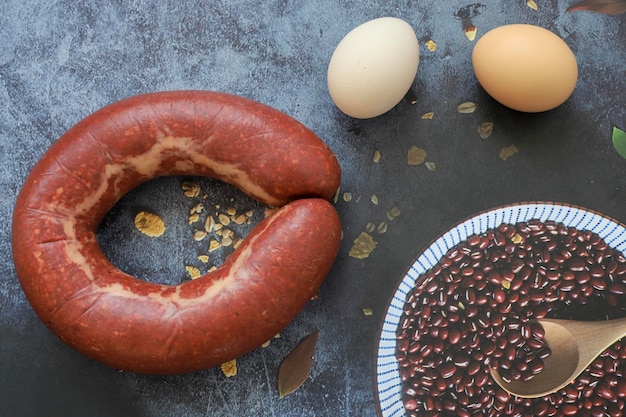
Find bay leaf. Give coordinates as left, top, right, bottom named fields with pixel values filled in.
left=612, top=126, right=626, bottom=159
left=566, top=0, right=626, bottom=14
left=277, top=330, right=319, bottom=397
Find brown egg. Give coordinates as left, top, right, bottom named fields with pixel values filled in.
left=472, top=24, right=578, bottom=113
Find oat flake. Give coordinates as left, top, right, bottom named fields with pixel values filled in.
left=193, top=230, right=207, bottom=241
left=386, top=206, right=401, bottom=220
left=478, top=122, right=494, bottom=139
left=218, top=213, right=231, bottom=226
left=220, top=359, right=237, bottom=377
left=185, top=265, right=202, bottom=280
left=134, top=211, right=166, bottom=237
left=208, top=239, right=221, bottom=252
left=182, top=181, right=200, bottom=198
left=190, top=202, right=204, bottom=214
left=457, top=102, right=477, bottom=114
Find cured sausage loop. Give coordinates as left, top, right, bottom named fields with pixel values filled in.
left=12, top=91, right=342, bottom=374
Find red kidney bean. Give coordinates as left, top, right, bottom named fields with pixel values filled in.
left=533, top=400, right=550, bottom=416
left=525, top=336, right=545, bottom=350
left=561, top=387, right=577, bottom=402
left=403, top=397, right=418, bottom=411
left=438, top=362, right=457, bottom=379
left=561, top=403, right=579, bottom=415
left=567, top=258, right=586, bottom=271
left=562, top=270, right=576, bottom=280
left=531, top=322, right=546, bottom=338
left=608, top=295, right=621, bottom=309
left=616, top=381, right=626, bottom=398
left=492, top=287, right=506, bottom=304
left=577, top=271, right=592, bottom=284
left=510, top=258, right=525, bottom=274
left=435, top=376, right=447, bottom=392
left=537, top=347, right=552, bottom=359
left=607, top=403, right=621, bottom=417
left=610, top=283, right=626, bottom=295
left=425, top=280, right=439, bottom=293
left=518, top=266, right=533, bottom=281
left=488, top=270, right=503, bottom=285
left=450, top=370, right=464, bottom=386
left=446, top=328, right=459, bottom=345
left=494, top=231, right=507, bottom=247
left=590, top=265, right=606, bottom=279
left=502, top=270, right=515, bottom=283
left=604, top=351, right=617, bottom=374
left=597, top=382, right=616, bottom=400
left=475, top=370, right=490, bottom=387
left=466, top=361, right=481, bottom=376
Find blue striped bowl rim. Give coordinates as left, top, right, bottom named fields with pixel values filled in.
left=374, top=202, right=626, bottom=417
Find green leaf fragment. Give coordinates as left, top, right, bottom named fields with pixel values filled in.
left=612, top=126, right=626, bottom=160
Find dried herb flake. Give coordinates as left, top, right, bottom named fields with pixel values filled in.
left=408, top=146, right=427, bottom=165
left=349, top=232, right=378, bottom=259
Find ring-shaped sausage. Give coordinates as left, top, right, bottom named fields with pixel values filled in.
left=12, top=91, right=342, bottom=374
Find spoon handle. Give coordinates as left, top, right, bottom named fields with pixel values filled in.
left=544, top=317, right=626, bottom=370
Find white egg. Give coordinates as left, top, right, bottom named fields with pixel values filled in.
left=327, top=17, right=420, bottom=119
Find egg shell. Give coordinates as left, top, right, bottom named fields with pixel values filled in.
left=327, top=17, right=419, bottom=119
left=472, top=24, right=578, bottom=113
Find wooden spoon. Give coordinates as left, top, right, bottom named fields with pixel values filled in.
left=490, top=317, right=626, bottom=398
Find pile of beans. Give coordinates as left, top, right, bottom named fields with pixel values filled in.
left=396, top=219, right=626, bottom=417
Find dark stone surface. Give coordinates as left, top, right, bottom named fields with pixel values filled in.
left=1, top=1, right=624, bottom=416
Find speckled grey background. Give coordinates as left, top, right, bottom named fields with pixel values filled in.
left=1, top=1, right=625, bottom=417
